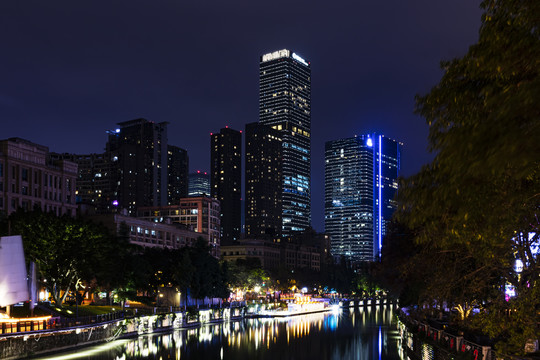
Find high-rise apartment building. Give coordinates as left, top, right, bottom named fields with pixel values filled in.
left=167, top=145, right=189, bottom=204
left=211, top=127, right=242, bottom=243
left=259, top=49, right=311, bottom=236
left=244, top=122, right=283, bottom=238
left=324, top=134, right=401, bottom=262
left=188, top=171, right=210, bottom=196
left=57, top=119, right=187, bottom=214
left=106, top=119, right=168, bottom=214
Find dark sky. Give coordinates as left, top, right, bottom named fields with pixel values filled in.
left=1, top=0, right=482, bottom=231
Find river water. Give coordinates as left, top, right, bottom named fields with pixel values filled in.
left=36, top=305, right=406, bottom=360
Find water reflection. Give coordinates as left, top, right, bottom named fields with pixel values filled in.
left=36, top=305, right=404, bottom=360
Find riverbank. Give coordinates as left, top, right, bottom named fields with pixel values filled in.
left=397, top=312, right=492, bottom=360
left=24, top=303, right=401, bottom=360
left=0, top=307, right=245, bottom=359
left=397, top=308, right=540, bottom=360
left=1, top=297, right=399, bottom=359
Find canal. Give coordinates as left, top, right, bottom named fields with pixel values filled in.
left=35, top=305, right=405, bottom=360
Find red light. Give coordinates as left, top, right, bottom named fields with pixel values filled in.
left=240, top=130, right=242, bottom=133
left=225, top=125, right=228, bottom=128
left=210, top=133, right=213, bottom=136
left=197, top=170, right=200, bottom=174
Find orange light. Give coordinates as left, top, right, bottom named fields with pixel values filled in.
left=0, top=315, right=52, bottom=323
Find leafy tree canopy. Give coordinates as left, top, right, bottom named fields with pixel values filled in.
left=1, top=209, right=121, bottom=306
left=395, top=0, right=539, bottom=355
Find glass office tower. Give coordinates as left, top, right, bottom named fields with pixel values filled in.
left=188, top=171, right=210, bottom=197
left=259, top=49, right=311, bottom=236
left=324, top=134, right=401, bottom=262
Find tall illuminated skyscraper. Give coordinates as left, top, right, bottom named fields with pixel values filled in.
left=259, top=49, right=311, bottom=236
left=324, top=134, right=401, bottom=262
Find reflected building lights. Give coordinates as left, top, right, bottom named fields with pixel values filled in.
left=42, top=307, right=402, bottom=359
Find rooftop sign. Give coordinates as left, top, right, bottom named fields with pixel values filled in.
left=262, top=49, right=290, bottom=62
left=292, top=53, right=308, bottom=66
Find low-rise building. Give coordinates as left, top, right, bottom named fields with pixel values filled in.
left=221, top=238, right=322, bottom=272
left=136, top=196, right=220, bottom=257
left=221, top=239, right=281, bottom=270
left=0, top=138, right=77, bottom=216
left=88, top=213, right=201, bottom=250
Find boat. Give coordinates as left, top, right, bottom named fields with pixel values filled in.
left=253, top=295, right=335, bottom=318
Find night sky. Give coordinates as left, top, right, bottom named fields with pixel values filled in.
left=1, top=0, right=482, bottom=231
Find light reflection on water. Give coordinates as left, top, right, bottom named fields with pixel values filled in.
left=36, top=305, right=405, bottom=360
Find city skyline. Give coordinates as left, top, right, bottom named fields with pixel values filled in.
left=0, top=0, right=483, bottom=231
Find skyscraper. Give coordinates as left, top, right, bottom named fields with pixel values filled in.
left=106, top=118, right=168, bottom=214
left=259, top=49, right=311, bottom=236
left=211, top=127, right=242, bottom=243
left=245, top=122, right=282, bottom=239
left=188, top=171, right=210, bottom=197
left=324, top=134, right=401, bottom=262
left=167, top=145, right=189, bottom=204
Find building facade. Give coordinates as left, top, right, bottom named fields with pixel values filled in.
left=221, top=239, right=281, bottom=270
left=373, top=135, right=402, bottom=258
left=136, top=196, right=221, bottom=257
left=210, top=127, right=242, bottom=243
left=244, top=122, right=283, bottom=239
left=0, top=138, right=77, bottom=216
left=324, top=134, right=401, bottom=262
left=167, top=145, right=189, bottom=204
left=50, top=152, right=114, bottom=213
left=221, top=238, right=321, bottom=272
left=259, top=49, right=311, bottom=236
left=89, top=213, right=201, bottom=250
left=188, top=171, right=210, bottom=197
left=105, top=118, right=168, bottom=214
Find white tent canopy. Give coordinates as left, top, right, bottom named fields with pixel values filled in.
left=0, top=235, right=29, bottom=307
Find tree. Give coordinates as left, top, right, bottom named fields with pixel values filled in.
left=184, top=237, right=227, bottom=305
left=86, top=221, right=137, bottom=303
left=397, top=0, right=540, bottom=354
left=375, top=221, right=422, bottom=305
left=0, top=209, right=117, bottom=306
left=171, top=248, right=194, bottom=308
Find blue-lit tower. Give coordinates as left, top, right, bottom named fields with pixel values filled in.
left=324, top=134, right=401, bottom=262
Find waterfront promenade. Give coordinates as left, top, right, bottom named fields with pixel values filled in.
left=0, top=297, right=395, bottom=359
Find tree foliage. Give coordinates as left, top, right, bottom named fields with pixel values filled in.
left=394, top=0, right=539, bottom=355
left=0, top=209, right=123, bottom=306
left=228, top=258, right=269, bottom=292
left=136, top=237, right=230, bottom=305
